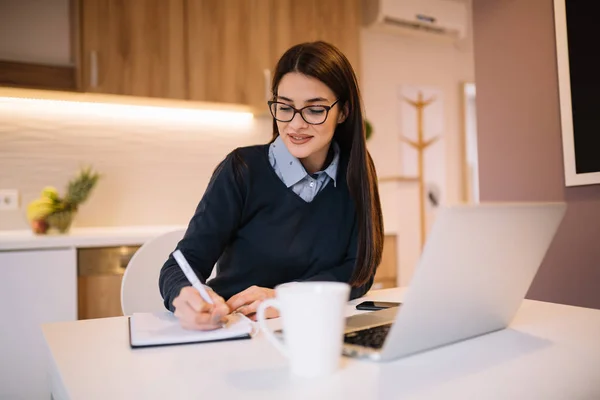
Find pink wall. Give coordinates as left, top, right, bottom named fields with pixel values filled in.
left=473, top=0, right=600, bottom=309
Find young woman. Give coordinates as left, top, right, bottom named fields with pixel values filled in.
left=159, top=41, right=384, bottom=330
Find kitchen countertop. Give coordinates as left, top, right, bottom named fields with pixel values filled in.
left=1, top=225, right=398, bottom=251
left=0, top=225, right=186, bottom=251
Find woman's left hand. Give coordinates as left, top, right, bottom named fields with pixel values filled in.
left=226, top=285, right=278, bottom=320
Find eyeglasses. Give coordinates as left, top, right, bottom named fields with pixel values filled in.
left=267, top=99, right=340, bottom=125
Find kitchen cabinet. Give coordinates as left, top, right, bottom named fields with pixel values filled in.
left=313, top=0, right=362, bottom=79
left=79, top=0, right=187, bottom=99
left=0, top=248, right=77, bottom=400
left=270, top=0, right=361, bottom=79
left=186, top=0, right=273, bottom=110
left=77, top=246, right=140, bottom=320
left=4, top=0, right=361, bottom=106
left=0, top=61, right=78, bottom=91
left=373, top=234, right=398, bottom=289
left=0, top=226, right=183, bottom=399
left=186, top=0, right=361, bottom=109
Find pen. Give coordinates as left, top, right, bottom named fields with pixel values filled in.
left=172, top=249, right=214, bottom=305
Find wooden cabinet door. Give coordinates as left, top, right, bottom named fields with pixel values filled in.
left=270, top=0, right=361, bottom=80
left=314, top=0, right=361, bottom=78
left=187, top=0, right=272, bottom=111
left=269, top=0, right=317, bottom=65
left=77, top=274, right=124, bottom=319
left=80, top=0, right=187, bottom=98
left=187, top=0, right=361, bottom=109
left=373, top=235, right=398, bottom=289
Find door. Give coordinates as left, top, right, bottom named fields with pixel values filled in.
left=186, top=0, right=361, bottom=107
left=270, top=0, right=361, bottom=78
left=186, top=0, right=273, bottom=110
left=77, top=246, right=139, bottom=320
left=373, top=235, right=398, bottom=289
left=0, top=248, right=77, bottom=400
left=314, top=0, right=361, bottom=78
left=80, top=0, right=187, bottom=98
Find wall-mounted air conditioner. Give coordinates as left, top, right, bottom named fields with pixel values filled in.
left=363, top=0, right=468, bottom=41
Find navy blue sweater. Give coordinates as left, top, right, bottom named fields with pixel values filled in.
left=159, top=144, right=372, bottom=311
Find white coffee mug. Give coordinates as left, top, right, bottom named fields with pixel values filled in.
left=256, top=281, right=350, bottom=378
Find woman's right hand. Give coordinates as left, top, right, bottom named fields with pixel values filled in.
left=172, top=286, right=230, bottom=331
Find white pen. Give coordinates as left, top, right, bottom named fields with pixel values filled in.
left=172, top=249, right=214, bottom=305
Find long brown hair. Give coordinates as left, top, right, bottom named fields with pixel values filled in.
left=270, top=41, right=384, bottom=287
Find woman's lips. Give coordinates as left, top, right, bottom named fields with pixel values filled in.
left=287, top=133, right=313, bottom=145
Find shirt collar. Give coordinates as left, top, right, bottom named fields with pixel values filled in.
left=271, top=136, right=340, bottom=188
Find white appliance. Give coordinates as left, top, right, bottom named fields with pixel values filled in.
left=362, top=0, right=468, bottom=40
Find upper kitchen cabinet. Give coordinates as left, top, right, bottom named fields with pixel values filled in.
left=2, top=0, right=362, bottom=106
left=186, top=0, right=362, bottom=109
left=79, top=0, right=187, bottom=99
left=269, top=0, right=362, bottom=80
left=314, top=0, right=361, bottom=79
left=269, top=0, right=316, bottom=66
left=186, top=0, right=273, bottom=111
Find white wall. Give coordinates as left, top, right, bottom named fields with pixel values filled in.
left=361, top=24, right=475, bottom=284
left=362, top=28, right=474, bottom=203
left=0, top=99, right=271, bottom=230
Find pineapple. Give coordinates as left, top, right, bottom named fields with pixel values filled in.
left=64, top=166, right=101, bottom=211
left=46, top=167, right=100, bottom=233
left=27, top=167, right=101, bottom=234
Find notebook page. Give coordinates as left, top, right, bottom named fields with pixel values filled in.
left=130, top=311, right=254, bottom=347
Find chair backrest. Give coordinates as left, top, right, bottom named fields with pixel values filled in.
left=120, top=229, right=185, bottom=315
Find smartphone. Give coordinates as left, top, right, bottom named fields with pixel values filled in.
left=355, top=301, right=401, bottom=311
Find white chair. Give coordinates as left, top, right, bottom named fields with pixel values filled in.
left=120, top=229, right=185, bottom=315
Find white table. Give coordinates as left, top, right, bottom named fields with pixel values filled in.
left=42, top=288, right=600, bottom=400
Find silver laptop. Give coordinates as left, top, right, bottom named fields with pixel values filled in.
left=342, top=202, right=566, bottom=361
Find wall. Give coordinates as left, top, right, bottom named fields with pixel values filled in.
left=361, top=23, right=475, bottom=284
left=362, top=28, right=474, bottom=204
left=0, top=97, right=270, bottom=230
left=0, top=0, right=72, bottom=65
left=473, top=0, right=600, bottom=309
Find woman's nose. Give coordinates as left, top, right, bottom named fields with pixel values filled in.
left=288, top=111, right=308, bottom=129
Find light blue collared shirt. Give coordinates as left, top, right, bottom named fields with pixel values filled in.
left=268, top=136, right=340, bottom=203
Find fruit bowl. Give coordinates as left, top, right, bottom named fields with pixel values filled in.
left=26, top=167, right=100, bottom=235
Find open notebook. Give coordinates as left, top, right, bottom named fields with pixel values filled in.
left=128, top=311, right=255, bottom=348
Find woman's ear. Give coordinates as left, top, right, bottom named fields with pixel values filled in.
left=337, top=102, right=349, bottom=124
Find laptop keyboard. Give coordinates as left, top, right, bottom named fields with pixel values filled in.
left=343, top=323, right=392, bottom=349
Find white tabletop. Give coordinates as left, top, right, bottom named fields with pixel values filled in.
left=42, top=288, right=600, bottom=400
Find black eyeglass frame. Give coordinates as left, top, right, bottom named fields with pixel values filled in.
left=267, top=99, right=340, bottom=125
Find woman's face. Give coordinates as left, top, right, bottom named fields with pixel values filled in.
left=274, top=72, right=345, bottom=173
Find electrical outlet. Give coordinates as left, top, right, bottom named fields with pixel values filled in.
left=0, top=189, right=20, bottom=211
